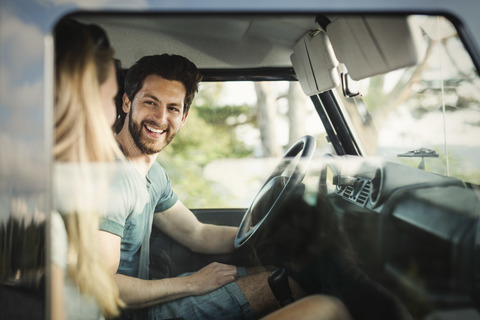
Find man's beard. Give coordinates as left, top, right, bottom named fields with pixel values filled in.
left=128, top=117, right=175, bottom=155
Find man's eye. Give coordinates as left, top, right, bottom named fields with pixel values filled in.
left=169, top=107, right=180, bottom=113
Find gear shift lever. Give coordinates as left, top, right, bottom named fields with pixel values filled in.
left=268, top=268, right=294, bottom=307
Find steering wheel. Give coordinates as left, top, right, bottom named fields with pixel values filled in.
left=234, top=135, right=316, bottom=249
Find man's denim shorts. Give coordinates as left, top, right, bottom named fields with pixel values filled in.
left=148, top=267, right=255, bottom=320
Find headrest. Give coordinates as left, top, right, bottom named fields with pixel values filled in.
left=326, top=16, right=424, bottom=80
left=290, top=31, right=340, bottom=96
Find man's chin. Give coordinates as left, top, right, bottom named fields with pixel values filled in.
left=138, top=140, right=166, bottom=155
left=140, top=145, right=163, bottom=155
left=134, top=130, right=174, bottom=155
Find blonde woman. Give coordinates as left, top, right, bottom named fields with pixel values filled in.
left=52, top=19, right=147, bottom=319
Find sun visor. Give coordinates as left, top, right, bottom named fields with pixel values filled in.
left=326, top=16, right=424, bottom=80
left=291, top=31, right=340, bottom=96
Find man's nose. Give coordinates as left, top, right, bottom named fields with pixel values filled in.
left=153, top=105, right=167, bottom=122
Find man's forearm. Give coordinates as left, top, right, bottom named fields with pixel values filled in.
left=153, top=201, right=238, bottom=255
left=193, top=224, right=238, bottom=254
left=115, top=261, right=238, bottom=309
left=114, top=273, right=194, bottom=309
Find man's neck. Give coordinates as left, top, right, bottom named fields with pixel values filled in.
left=116, top=129, right=158, bottom=177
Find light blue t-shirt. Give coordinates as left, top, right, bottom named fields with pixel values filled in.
left=100, top=161, right=178, bottom=278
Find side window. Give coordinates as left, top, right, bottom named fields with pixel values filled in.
left=157, top=81, right=327, bottom=208
left=337, top=15, right=480, bottom=184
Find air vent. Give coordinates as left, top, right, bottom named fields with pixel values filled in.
left=336, top=179, right=372, bottom=207
left=343, top=186, right=354, bottom=198
left=356, top=181, right=371, bottom=206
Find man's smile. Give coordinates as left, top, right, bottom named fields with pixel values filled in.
left=145, top=124, right=166, bottom=135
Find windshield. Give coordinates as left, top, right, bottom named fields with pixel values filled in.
left=158, top=15, right=480, bottom=210
left=157, top=81, right=329, bottom=209
left=338, top=15, right=480, bottom=184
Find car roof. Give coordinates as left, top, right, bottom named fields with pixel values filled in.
left=76, top=14, right=320, bottom=71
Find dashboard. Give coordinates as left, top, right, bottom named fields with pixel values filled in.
left=322, top=156, right=480, bottom=310
left=326, top=158, right=466, bottom=210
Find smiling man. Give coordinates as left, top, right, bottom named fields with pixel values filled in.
left=98, top=54, right=310, bottom=320
left=124, top=75, right=185, bottom=154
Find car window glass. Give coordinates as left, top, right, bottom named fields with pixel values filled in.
left=157, top=81, right=328, bottom=209
left=337, top=15, right=480, bottom=184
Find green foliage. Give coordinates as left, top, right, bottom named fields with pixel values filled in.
left=160, top=104, right=253, bottom=167
left=194, top=82, right=223, bottom=106
left=158, top=154, right=229, bottom=208
left=197, top=104, right=255, bottom=126
left=157, top=83, right=256, bottom=208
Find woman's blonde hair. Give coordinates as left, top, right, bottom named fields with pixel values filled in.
left=54, top=19, right=124, bottom=317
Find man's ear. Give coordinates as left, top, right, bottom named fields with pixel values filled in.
left=122, top=93, right=131, bottom=113
left=181, top=111, right=189, bottom=126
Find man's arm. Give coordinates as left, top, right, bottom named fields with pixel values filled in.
left=114, top=262, right=237, bottom=308
left=153, top=200, right=238, bottom=254
left=98, top=230, right=238, bottom=309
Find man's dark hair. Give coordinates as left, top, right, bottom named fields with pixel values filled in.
left=113, top=54, right=202, bottom=133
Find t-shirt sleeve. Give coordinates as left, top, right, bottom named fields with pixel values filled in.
left=154, top=190, right=177, bottom=212
left=150, top=162, right=178, bottom=213
left=99, top=218, right=124, bottom=237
